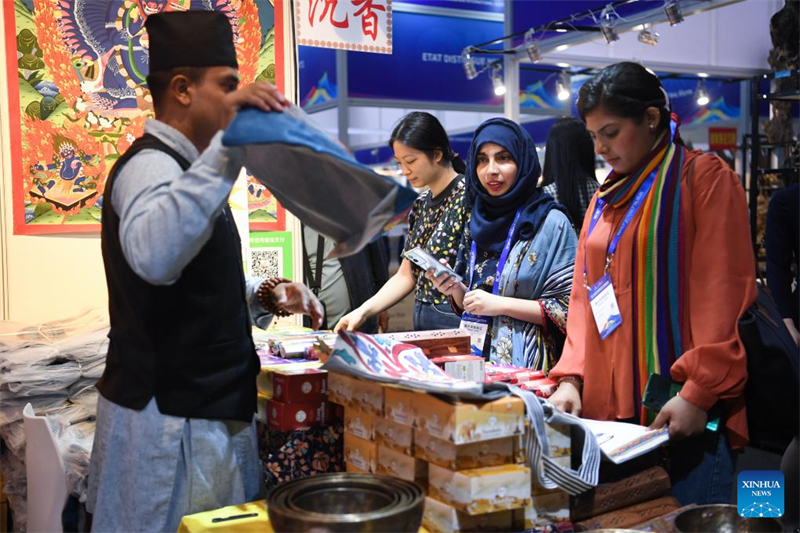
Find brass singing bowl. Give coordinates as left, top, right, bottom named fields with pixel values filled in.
left=673, top=504, right=782, bottom=532
left=267, top=473, right=425, bottom=532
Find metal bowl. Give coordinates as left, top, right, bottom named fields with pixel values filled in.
left=267, top=473, right=425, bottom=532
left=673, top=504, right=782, bottom=532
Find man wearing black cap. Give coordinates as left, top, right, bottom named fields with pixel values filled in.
left=87, top=11, right=323, bottom=531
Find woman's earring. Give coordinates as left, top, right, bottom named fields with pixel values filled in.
left=649, top=123, right=655, bottom=131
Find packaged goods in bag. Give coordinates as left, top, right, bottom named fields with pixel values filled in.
left=222, top=107, right=418, bottom=257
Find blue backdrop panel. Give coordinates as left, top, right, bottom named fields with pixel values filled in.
left=347, top=12, right=505, bottom=104
left=299, top=46, right=338, bottom=109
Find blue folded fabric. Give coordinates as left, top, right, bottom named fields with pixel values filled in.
left=223, top=108, right=416, bottom=256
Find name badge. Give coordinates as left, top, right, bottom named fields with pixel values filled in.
left=588, top=274, right=623, bottom=339
left=460, top=313, right=490, bottom=356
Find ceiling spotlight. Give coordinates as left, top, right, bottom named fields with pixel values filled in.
left=697, top=72, right=709, bottom=78
left=556, top=71, right=571, bottom=101
left=463, top=48, right=478, bottom=80
left=556, top=44, right=570, bottom=52
left=664, top=0, right=684, bottom=25
left=524, top=30, right=541, bottom=62
left=599, top=5, right=620, bottom=43
left=638, top=26, right=659, bottom=46
left=695, top=80, right=709, bottom=106
left=491, top=64, right=506, bottom=96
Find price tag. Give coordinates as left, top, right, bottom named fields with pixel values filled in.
left=460, top=313, right=490, bottom=356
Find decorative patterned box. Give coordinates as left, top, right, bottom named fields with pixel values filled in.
left=256, top=421, right=344, bottom=490
left=384, top=386, right=416, bottom=426
left=270, top=367, right=328, bottom=403
left=376, top=445, right=427, bottom=485
left=266, top=398, right=329, bottom=431
left=344, top=407, right=376, bottom=441
left=344, top=433, right=377, bottom=473
left=256, top=360, right=322, bottom=396
left=414, top=431, right=516, bottom=471
left=422, top=496, right=515, bottom=533
left=428, top=463, right=531, bottom=515
left=376, top=416, right=414, bottom=454
left=414, top=394, right=525, bottom=444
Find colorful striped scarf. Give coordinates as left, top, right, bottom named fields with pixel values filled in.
left=597, top=131, right=687, bottom=424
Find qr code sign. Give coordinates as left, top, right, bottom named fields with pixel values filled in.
left=250, top=248, right=283, bottom=279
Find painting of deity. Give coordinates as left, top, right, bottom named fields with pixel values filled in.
left=4, top=0, right=280, bottom=233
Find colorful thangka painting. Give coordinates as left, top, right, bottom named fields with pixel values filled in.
left=4, top=0, right=279, bottom=234
left=246, top=173, right=285, bottom=230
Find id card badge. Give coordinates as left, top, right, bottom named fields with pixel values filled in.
left=588, top=274, right=623, bottom=339
left=460, top=313, right=490, bottom=357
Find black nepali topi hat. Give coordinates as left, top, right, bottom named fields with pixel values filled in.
left=145, top=11, right=238, bottom=73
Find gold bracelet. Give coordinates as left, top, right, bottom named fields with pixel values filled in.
left=257, top=277, right=292, bottom=317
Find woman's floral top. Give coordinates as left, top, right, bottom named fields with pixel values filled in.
left=403, top=175, right=468, bottom=305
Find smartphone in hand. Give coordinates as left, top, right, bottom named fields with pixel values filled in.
left=403, top=247, right=462, bottom=282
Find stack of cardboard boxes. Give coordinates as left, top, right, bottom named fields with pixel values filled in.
left=330, top=369, right=573, bottom=532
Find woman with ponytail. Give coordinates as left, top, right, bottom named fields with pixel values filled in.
left=335, top=112, right=468, bottom=332
left=548, top=62, right=757, bottom=505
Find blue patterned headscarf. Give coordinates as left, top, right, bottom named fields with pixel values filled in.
left=467, top=118, right=562, bottom=253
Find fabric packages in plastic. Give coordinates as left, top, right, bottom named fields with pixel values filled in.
left=222, top=106, right=417, bottom=257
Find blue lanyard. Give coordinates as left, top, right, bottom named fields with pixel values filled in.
left=469, top=208, right=523, bottom=295
left=583, top=166, right=659, bottom=287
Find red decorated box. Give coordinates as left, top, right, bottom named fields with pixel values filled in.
left=267, top=399, right=329, bottom=431
left=271, top=367, right=328, bottom=403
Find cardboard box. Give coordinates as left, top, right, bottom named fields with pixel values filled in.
left=414, top=394, right=525, bottom=444
left=350, top=376, right=384, bottom=415
left=384, top=386, right=416, bottom=426
left=329, top=372, right=384, bottom=414
left=414, top=432, right=516, bottom=471
left=423, top=496, right=515, bottom=533
left=345, top=462, right=370, bottom=474
left=327, top=371, right=355, bottom=406
left=545, top=422, right=571, bottom=459
left=431, top=355, right=485, bottom=383
left=428, top=463, right=531, bottom=515
left=344, top=433, right=377, bottom=473
left=344, top=407, right=376, bottom=441
left=376, top=446, right=427, bottom=485
left=517, top=490, right=571, bottom=530
left=266, top=399, right=328, bottom=431
left=270, top=367, right=328, bottom=403
left=376, top=416, right=414, bottom=454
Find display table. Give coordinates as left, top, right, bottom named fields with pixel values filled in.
left=177, top=500, right=430, bottom=533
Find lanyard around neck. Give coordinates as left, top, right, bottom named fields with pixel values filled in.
left=469, top=208, right=523, bottom=295
left=583, top=166, right=659, bottom=288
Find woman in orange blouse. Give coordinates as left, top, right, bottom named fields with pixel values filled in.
left=548, top=62, right=757, bottom=506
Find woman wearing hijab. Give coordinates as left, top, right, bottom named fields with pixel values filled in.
left=548, top=62, right=757, bottom=505
left=427, top=118, right=577, bottom=371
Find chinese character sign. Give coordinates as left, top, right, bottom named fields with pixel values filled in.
left=296, top=0, right=392, bottom=54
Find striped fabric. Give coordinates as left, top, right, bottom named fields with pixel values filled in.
left=507, top=385, right=600, bottom=495
left=596, top=132, right=687, bottom=424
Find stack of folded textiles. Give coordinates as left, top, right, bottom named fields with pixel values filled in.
left=0, top=309, right=108, bottom=530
